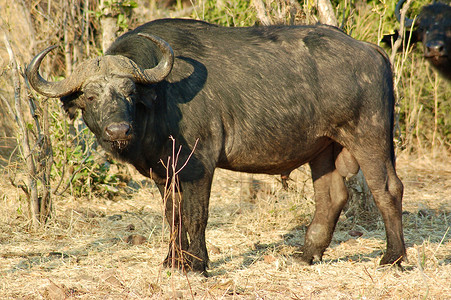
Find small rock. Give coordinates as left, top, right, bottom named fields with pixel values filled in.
left=348, top=230, right=363, bottom=237
left=209, top=245, right=221, bottom=255
left=125, top=234, right=147, bottom=245
left=42, top=282, right=68, bottom=300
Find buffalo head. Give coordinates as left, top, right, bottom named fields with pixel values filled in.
left=26, top=34, right=174, bottom=153
left=391, top=0, right=451, bottom=80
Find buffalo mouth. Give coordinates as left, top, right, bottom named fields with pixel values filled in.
left=104, top=122, right=133, bottom=151
left=425, top=53, right=448, bottom=59
left=426, top=55, right=448, bottom=66
left=107, top=139, right=132, bottom=151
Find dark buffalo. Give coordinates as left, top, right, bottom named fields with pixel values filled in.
left=384, top=0, right=451, bottom=80
left=26, top=18, right=405, bottom=273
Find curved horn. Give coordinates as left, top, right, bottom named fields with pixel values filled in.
left=26, top=46, right=83, bottom=98
left=134, top=33, right=174, bottom=84
left=395, top=0, right=415, bottom=28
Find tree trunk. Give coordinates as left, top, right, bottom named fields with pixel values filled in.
left=315, top=0, right=338, bottom=26
left=100, top=0, right=119, bottom=53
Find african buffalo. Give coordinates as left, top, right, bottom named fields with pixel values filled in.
left=384, top=0, right=451, bottom=80
left=26, top=18, right=405, bottom=273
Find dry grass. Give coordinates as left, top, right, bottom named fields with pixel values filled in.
left=1, top=0, right=450, bottom=298
left=0, top=152, right=450, bottom=299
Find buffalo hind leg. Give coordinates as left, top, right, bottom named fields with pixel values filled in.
left=299, top=143, right=350, bottom=264
left=352, top=150, right=405, bottom=266
left=179, top=176, right=212, bottom=273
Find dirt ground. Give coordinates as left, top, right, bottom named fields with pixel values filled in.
left=0, top=152, right=450, bottom=299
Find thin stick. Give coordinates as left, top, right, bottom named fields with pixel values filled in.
left=4, top=33, right=40, bottom=228
left=389, top=0, right=414, bottom=66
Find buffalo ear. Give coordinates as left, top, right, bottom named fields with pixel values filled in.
left=60, top=92, right=81, bottom=120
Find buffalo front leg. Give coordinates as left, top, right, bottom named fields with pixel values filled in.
left=299, top=143, right=349, bottom=264
left=156, top=183, right=189, bottom=270
left=157, top=174, right=213, bottom=273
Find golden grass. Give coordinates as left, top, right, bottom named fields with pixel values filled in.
left=0, top=152, right=450, bottom=299
left=0, top=0, right=449, bottom=298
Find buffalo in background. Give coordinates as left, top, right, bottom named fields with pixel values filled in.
left=26, top=18, right=405, bottom=273
left=383, top=0, right=451, bottom=80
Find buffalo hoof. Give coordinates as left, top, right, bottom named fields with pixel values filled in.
left=294, top=245, right=326, bottom=265
left=296, top=257, right=313, bottom=266
left=379, top=252, right=405, bottom=268
left=163, top=254, right=208, bottom=274
left=293, top=250, right=316, bottom=266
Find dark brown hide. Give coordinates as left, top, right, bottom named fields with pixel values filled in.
left=27, top=19, right=405, bottom=273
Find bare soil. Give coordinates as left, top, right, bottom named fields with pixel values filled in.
left=0, top=152, right=449, bottom=299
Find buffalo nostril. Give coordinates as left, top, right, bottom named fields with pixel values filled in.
left=425, top=40, right=446, bottom=56
left=105, top=123, right=131, bottom=140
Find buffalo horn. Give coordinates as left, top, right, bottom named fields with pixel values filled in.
left=26, top=45, right=83, bottom=98
left=26, top=34, right=174, bottom=98
left=395, top=0, right=415, bottom=28
left=134, top=33, right=174, bottom=84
